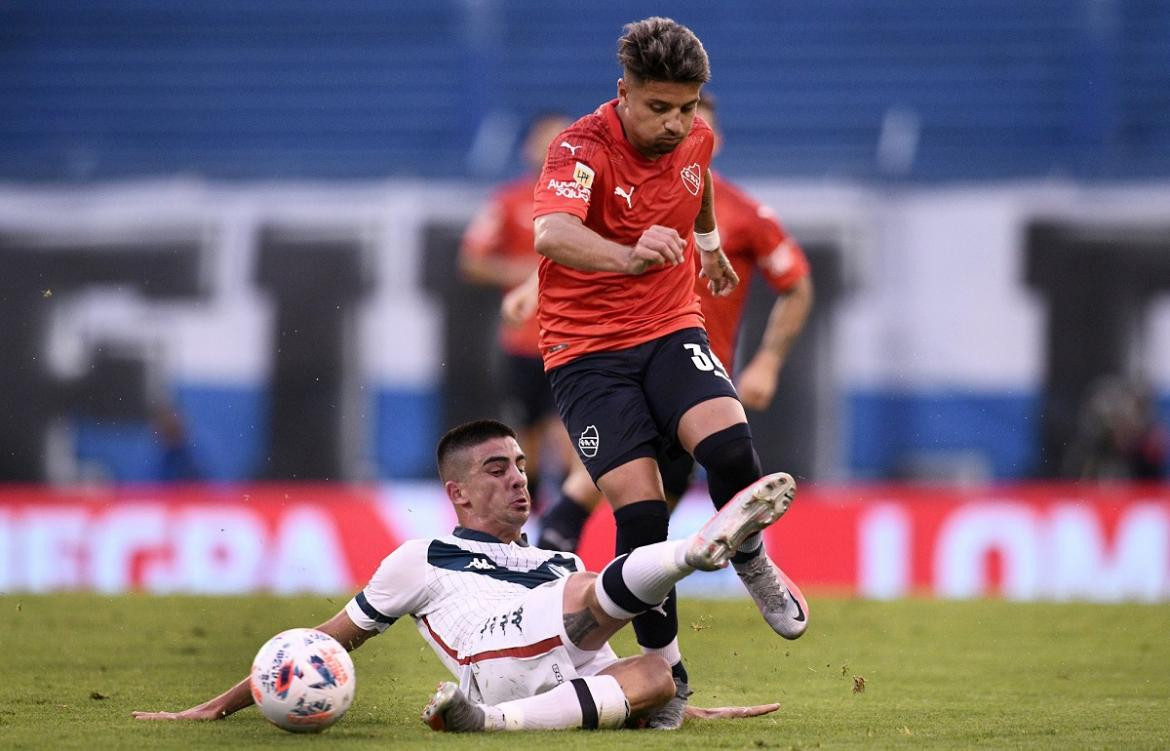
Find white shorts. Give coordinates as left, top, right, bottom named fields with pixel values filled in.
left=455, top=577, right=620, bottom=705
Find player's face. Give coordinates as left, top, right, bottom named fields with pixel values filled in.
left=453, top=436, right=531, bottom=540
left=616, top=78, right=703, bottom=159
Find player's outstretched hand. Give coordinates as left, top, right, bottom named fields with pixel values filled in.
left=132, top=706, right=222, bottom=721
left=628, top=225, right=685, bottom=274
left=699, top=247, right=740, bottom=297
left=684, top=702, right=781, bottom=720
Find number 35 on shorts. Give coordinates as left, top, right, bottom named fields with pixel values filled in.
left=684, top=343, right=731, bottom=382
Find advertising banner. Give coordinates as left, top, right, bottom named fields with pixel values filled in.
left=1, top=484, right=1167, bottom=601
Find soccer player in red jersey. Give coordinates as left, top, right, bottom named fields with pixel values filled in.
left=460, top=113, right=576, bottom=505
left=529, top=92, right=813, bottom=548
left=527, top=18, right=807, bottom=728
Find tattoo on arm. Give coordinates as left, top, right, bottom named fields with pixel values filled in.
left=562, top=608, right=602, bottom=646
left=696, top=169, right=717, bottom=231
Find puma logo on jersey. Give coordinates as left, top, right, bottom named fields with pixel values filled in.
left=614, top=185, right=634, bottom=209
left=559, top=141, right=582, bottom=155
left=465, top=558, right=497, bottom=571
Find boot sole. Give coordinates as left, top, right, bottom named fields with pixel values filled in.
left=688, top=472, right=796, bottom=571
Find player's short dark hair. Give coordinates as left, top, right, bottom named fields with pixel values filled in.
left=436, top=419, right=517, bottom=482
left=618, top=17, right=710, bottom=85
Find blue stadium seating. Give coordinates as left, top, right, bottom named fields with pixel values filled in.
left=0, top=0, right=1166, bottom=181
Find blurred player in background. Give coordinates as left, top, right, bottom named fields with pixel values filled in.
left=526, top=17, right=807, bottom=727
left=460, top=113, right=576, bottom=507
left=527, top=91, right=813, bottom=550
left=132, top=420, right=788, bottom=732
left=1063, top=375, right=1167, bottom=480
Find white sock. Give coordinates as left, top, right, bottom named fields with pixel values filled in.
left=641, top=636, right=682, bottom=668
left=487, top=676, right=629, bottom=730
left=595, top=539, right=694, bottom=620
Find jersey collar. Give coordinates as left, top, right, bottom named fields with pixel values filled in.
left=452, top=526, right=530, bottom=546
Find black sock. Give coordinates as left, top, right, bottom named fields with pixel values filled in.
left=671, top=660, right=689, bottom=685
left=694, top=424, right=766, bottom=565
left=693, top=423, right=762, bottom=511
left=730, top=545, right=763, bottom=564
left=536, top=493, right=592, bottom=552
left=613, top=500, right=677, bottom=650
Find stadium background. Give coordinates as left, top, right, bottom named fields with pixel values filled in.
left=1, top=0, right=1169, bottom=601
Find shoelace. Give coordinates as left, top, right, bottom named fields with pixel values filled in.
left=737, top=557, right=791, bottom=610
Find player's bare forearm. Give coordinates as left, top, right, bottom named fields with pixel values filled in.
left=460, top=254, right=538, bottom=289
left=536, top=213, right=683, bottom=274
left=132, top=676, right=253, bottom=721
left=695, top=169, right=717, bottom=233
left=534, top=213, right=632, bottom=272
left=132, top=609, right=375, bottom=722
left=738, top=275, right=813, bottom=409
left=685, top=702, right=781, bottom=720
left=757, top=275, right=813, bottom=362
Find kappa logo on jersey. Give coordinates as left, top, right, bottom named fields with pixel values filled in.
left=680, top=163, right=702, bottom=196
left=578, top=425, right=599, bottom=458
left=547, top=178, right=591, bottom=204
left=465, top=557, right=497, bottom=571
left=573, top=162, right=595, bottom=190
left=613, top=185, right=634, bottom=209
left=559, top=141, right=582, bottom=155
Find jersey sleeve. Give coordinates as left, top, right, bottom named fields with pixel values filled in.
left=344, top=539, right=430, bottom=633
left=750, top=204, right=811, bottom=293
left=532, top=133, right=605, bottom=221
left=460, top=194, right=506, bottom=261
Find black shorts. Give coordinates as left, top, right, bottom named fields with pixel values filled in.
left=546, top=327, right=737, bottom=483
left=500, top=353, right=558, bottom=428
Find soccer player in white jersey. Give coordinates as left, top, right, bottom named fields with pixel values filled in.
left=132, top=420, right=795, bottom=732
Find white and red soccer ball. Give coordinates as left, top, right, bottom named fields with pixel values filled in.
left=250, top=628, right=355, bottom=733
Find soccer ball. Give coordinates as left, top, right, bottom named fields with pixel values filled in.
left=249, top=628, right=356, bottom=733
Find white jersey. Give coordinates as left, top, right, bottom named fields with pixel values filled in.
left=345, top=527, right=586, bottom=677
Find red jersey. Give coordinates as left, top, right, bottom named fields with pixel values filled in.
left=460, top=176, right=541, bottom=356
left=698, top=172, right=810, bottom=372
left=532, top=99, right=715, bottom=371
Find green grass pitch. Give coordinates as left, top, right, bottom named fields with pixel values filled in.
left=3, top=593, right=1168, bottom=749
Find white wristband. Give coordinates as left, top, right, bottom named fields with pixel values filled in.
left=695, top=229, right=721, bottom=252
